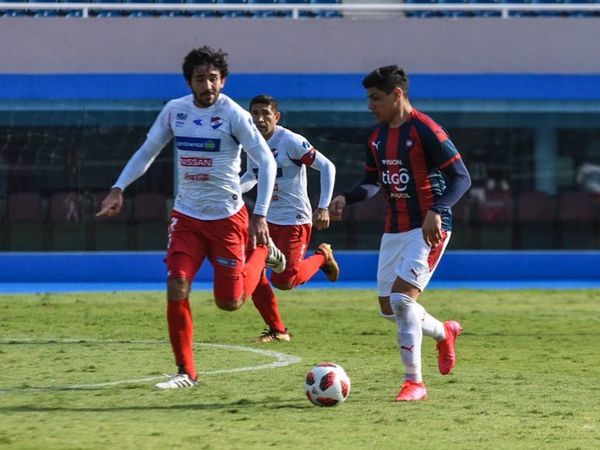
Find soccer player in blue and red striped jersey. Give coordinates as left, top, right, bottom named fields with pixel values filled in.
left=329, top=65, right=471, bottom=401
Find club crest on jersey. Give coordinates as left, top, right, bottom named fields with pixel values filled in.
left=406, top=139, right=413, bottom=148
left=211, top=116, right=224, bottom=129
left=271, top=148, right=279, bottom=157
left=175, top=112, right=188, bottom=128
left=193, top=118, right=203, bottom=126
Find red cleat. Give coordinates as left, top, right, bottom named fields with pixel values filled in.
left=436, top=320, right=463, bottom=375
left=395, top=380, right=428, bottom=402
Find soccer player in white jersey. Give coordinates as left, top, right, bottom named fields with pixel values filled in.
left=96, top=47, right=286, bottom=389
left=239, top=94, right=338, bottom=343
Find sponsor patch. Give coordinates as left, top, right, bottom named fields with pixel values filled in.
left=176, top=136, right=221, bottom=152
left=180, top=157, right=212, bottom=167
left=216, top=256, right=237, bottom=268
left=184, top=173, right=210, bottom=181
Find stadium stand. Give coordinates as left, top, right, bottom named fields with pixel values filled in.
left=132, top=192, right=168, bottom=250
left=516, top=190, right=556, bottom=249
left=477, top=189, right=514, bottom=249
left=558, top=191, right=597, bottom=249
left=247, top=0, right=279, bottom=17
left=6, top=192, right=46, bottom=251
left=91, top=191, right=132, bottom=250
left=49, top=191, right=86, bottom=251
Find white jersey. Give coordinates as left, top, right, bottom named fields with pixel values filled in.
left=242, top=126, right=335, bottom=226
left=113, top=94, right=275, bottom=220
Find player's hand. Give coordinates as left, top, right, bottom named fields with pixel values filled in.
left=313, top=208, right=330, bottom=230
left=96, top=188, right=124, bottom=217
left=422, top=210, right=443, bottom=247
left=328, top=195, right=346, bottom=222
left=249, top=214, right=269, bottom=248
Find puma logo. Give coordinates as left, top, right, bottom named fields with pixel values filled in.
left=410, top=268, right=421, bottom=279
left=371, top=140, right=380, bottom=151
left=401, top=345, right=414, bottom=353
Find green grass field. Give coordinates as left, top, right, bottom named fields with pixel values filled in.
left=1, top=289, right=599, bottom=450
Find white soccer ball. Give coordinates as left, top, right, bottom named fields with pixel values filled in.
left=304, top=362, right=351, bottom=407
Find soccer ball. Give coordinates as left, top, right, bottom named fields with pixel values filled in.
left=304, top=363, right=351, bottom=407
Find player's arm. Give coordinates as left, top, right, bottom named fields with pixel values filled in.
left=97, top=107, right=172, bottom=217
left=329, top=169, right=380, bottom=222
left=298, top=146, right=335, bottom=230
left=235, top=112, right=276, bottom=246
left=329, top=142, right=380, bottom=221
left=419, top=122, right=472, bottom=245
left=239, top=159, right=258, bottom=194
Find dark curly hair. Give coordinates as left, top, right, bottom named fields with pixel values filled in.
left=182, top=46, right=229, bottom=82
left=362, top=65, right=409, bottom=96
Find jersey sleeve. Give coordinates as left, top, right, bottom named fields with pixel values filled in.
left=146, top=101, right=175, bottom=147
left=417, top=119, right=462, bottom=170
left=232, top=107, right=276, bottom=217
left=286, top=133, right=317, bottom=166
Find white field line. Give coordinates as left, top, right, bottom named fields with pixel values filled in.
left=0, top=338, right=302, bottom=392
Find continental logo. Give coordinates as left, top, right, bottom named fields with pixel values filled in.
left=180, top=157, right=212, bottom=167
left=175, top=136, right=221, bottom=152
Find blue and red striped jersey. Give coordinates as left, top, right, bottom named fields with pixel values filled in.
left=365, top=109, right=462, bottom=232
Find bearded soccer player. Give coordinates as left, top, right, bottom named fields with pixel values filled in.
left=240, top=94, right=338, bottom=343
left=329, top=66, right=471, bottom=401
left=96, top=47, right=286, bottom=389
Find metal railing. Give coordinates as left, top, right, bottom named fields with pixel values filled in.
left=1, top=2, right=599, bottom=19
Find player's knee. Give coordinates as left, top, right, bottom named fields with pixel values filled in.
left=272, top=280, right=294, bottom=291
left=271, top=274, right=295, bottom=291
left=167, top=277, right=190, bottom=301
left=214, top=297, right=244, bottom=311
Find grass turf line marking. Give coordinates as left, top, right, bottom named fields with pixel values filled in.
left=0, top=338, right=302, bottom=392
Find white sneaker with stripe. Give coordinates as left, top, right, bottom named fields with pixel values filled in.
left=154, top=373, right=197, bottom=389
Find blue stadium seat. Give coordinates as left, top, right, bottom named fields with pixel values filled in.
left=187, top=0, right=219, bottom=17
left=437, top=0, right=473, bottom=17
left=93, top=0, right=124, bottom=17
left=248, top=0, right=279, bottom=18
left=1, top=0, right=28, bottom=17
left=62, top=0, right=85, bottom=17
left=404, top=0, right=439, bottom=18
left=470, top=0, right=502, bottom=17
left=278, top=0, right=313, bottom=18
left=29, top=0, right=60, bottom=17
left=563, top=0, right=598, bottom=17
left=310, top=0, right=342, bottom=18
left=532, top=0, right=565, bottom=17
left=124, top=0, right=154, bottom=17
left=216, top=0, right=250, bottom=17
left=500, top=0, right=535, bottom=17
left=158, top=0, right=186, bottom=17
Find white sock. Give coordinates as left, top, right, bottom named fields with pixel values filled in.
left=380, top=311, right=396, bottom=323
left=422, top=311, right=445, bottom=341
left=390, top=292, right=423, bottom=383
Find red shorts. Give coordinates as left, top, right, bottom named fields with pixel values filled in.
left=165, top=207, right=249, bottom=300
left=268, top=222, right=312, bottom=284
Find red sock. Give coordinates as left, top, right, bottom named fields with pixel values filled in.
left=243, top=245, right=269, bottom=298
left=166, top=299, right=196, bottom=380
left=251, top=272, right=286, bottom=333
left=289, top=254, right=326, bottom=288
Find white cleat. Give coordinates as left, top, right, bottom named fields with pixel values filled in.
left=154, top=373, right=198, bottom=389
left=266, top=237, right=286, bottom=274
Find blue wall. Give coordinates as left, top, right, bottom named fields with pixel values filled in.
left=1, top=251, right=598, bottom=284
left=3, top=74, right=600, bottom=101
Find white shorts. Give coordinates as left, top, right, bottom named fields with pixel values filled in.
left=376, top=228, right=451, bottom=297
